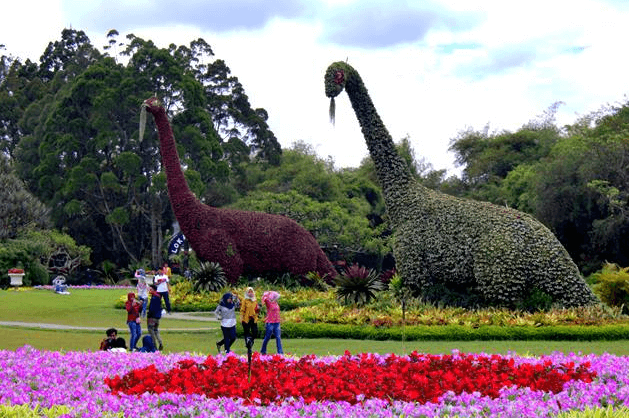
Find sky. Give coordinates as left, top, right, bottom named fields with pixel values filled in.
left=2, top=0, right=629, bottom=176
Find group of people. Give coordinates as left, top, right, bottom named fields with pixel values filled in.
left=100, top=263, right=284, bottom=356
left=214, top=287, right=283, bottom=355
left=100, top=264, right=172, bottom=353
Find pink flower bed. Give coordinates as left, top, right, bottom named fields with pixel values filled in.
left=1, top=346, right=628, bottom=417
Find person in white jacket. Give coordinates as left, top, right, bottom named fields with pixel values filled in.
left=214, top=292, right=240, bottom=354
left=154, top=267, right=171, bottom=314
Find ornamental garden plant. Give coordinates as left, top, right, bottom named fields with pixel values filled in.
left=1, top=346, right=628, bottom=417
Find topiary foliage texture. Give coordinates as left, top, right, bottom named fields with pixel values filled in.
left=324, top=61, right=598, bottom=308
left=143, top=98, right=337, bottom=283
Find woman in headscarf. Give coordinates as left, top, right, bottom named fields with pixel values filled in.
left=240, top=287, right=259, bottom=349
left=125, top=292, right=142, bottom=351
left=214, top=292, right=240, bottom=354
left=260, top=291, right=283, bottom=355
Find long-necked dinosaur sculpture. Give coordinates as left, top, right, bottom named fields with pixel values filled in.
left=325, top=62, right=597, bottom=308
left=142, top=97, right=336, bottom=283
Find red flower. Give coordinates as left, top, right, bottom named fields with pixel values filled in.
left=8, top=268, right=24, bottom=274
left=105, top=352, right=597, bottom=405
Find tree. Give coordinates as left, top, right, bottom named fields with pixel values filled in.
left=449, top=107, right=562, bottom=203
left=8, top=29, right=283, bottom=270
left=0, top=154, right=50, bottom=239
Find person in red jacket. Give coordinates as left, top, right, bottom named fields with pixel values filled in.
left=125, top=292, right=142, bottom=352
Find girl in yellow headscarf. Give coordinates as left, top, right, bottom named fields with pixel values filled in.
left=240, top=287, right=259, bottom=349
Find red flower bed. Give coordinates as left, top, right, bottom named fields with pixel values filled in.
left=8, top=268, right=24, bottom=274
left=105, top=352, right=596, bottom=405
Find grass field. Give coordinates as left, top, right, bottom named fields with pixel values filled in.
left=3, top=287, right=629, bottom=357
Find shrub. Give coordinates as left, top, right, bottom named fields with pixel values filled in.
left=192, top=261, right=227, bottom=292
left=591, top=262, right=629, bottom=312
left=515, top=286, right=554, bottom=312
left=334, top=264, right=385, bottom=306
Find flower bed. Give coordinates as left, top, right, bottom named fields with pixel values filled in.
left=33, top=285, right=134, bottom=290
left=8, top=268, right=24, bottom=274
left=0, top=346, right=628, bottom=417
left=106, top=351, right=596, bottom=405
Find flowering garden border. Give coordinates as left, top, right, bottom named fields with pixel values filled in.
left=1, top=346, right=629, bottom=417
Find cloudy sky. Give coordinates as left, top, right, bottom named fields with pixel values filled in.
left=2, top=0, right=629, bottom=175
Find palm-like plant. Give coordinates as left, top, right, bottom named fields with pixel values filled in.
left=334, top=264, right=385, bottom=306
left=192, top=261, right=227, bottom=292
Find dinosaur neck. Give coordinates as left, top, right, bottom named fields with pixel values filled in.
left=343, top=68, right=412, bottom=193
left=150, top=106, right=201, bottom=217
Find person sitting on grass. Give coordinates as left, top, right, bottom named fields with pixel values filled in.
left=138, top=335, right=157, bottom=353
left=99, top=328, right=127, bottom=352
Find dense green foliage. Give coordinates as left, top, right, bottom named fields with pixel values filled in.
left=0, top=229, right=90, bottom=287
left=3, top=29, right=629, bottom=293
left=449, top=103, right=629, bottom=275
left=1, top=29, right=281, bottom=270
left=0, top=154, right=50, bottom=239
left=590, top=263, right=629, bottom=312
left=325, top=61, right=597, bottom=309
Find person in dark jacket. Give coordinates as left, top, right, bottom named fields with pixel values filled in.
left=147, top=285, right=164, bottom=351
left=99, top=328, right=127, bottom=351
left=138, top=335, right=157, bottom=353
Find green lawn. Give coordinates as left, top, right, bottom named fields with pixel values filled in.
left=0, top=288, right=211, bottom=329
left=3, top=288, right=629, bottom=357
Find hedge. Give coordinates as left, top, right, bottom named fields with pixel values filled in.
left=279, top=322, right=629, bottom=341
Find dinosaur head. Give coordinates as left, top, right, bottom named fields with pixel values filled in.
left=325, top=62, right=351, bottom=125
left=324, top=62, right=347, bottom=99
left=139, top=97, right=164, bottom=142
left=142, top=97, right=163, bottom=114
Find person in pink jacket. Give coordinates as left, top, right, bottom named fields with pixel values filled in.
left=260, top=291, right=283, bottom=355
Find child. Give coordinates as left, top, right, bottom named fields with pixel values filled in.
left=214, top=292, right=240, bottom=354
left=135, top=269, right=149, bottom=318
left=147, top=284, right=164, bottom=351
left=125, top=292, right=142, bottom=351
left=240, top=287, right=259, bottom=349
left=260, top=291, right=283, bottom=355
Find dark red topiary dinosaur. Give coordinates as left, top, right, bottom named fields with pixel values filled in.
left=142, top=97, right=336, bottom=282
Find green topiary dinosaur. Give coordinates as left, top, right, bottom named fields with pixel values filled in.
left=325, top=61, right=598, bottom=308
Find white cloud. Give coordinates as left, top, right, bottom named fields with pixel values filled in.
left=3, top=0, right=629, bottom=176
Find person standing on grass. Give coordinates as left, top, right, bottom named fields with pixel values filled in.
left=147, top=285, right=164, bottom=351
left=135, top=269, right=149, bottom=318
left=260, top=291, right=283, bottom=355
left=240, top=287, right=259, bottom=350
left=214, top=292, right=240, bottom=354
left=125, top=292, right=142, bottom=352
left=154, top=267, right=171, bottom=315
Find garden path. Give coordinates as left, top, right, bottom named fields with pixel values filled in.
left=0, top=312, right=217, bottom=331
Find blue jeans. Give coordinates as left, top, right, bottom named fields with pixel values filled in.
left=218, top=326, right=237, bottom=353
left=159, top=291, right=171, bottom=313
left=260, top=323, right=283, bottom=354
left=138, top=297, right=148, bottom=317
left=127, top=321, right=142, bottom=350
